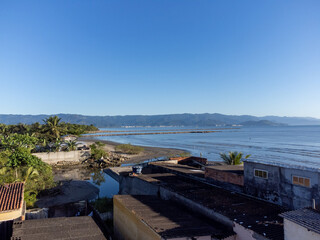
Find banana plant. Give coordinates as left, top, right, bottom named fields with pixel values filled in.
left=16, top=166, right=39, bottom=183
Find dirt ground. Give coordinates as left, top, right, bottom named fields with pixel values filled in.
left=78, top=137, right=189, bottom=164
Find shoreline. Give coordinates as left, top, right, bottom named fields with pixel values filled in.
left=78, top=137, right=189, bottom=164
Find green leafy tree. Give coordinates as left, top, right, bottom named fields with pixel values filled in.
left=42, top=116, right=66, bottom=141
left=7, top=147, right=41, bottom=168
left=90, top=143, right=108, bottom=160
left=0, top=124, right=9, bottom=136
left=219, top=151, right=251, bottom=165
left=0, top=134, right=38, bottom=151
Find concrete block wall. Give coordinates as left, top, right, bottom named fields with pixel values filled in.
left=205, top=168, right=244, bottom=186
left=32, top=150, right=90, bottom=165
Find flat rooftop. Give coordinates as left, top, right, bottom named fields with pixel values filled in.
left=206, top=165, right=244, bottom=174
left=131, top=164, right=285, bottom=240
left=114, top=195, right=235, bottom=239
left=151, top=162, right=205, bottom=178
left=11, top=216, right=106, bottom=240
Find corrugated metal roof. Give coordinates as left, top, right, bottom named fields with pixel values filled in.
left=0, top=182, right=24, bottom=212
left=280, top=208, right=320, bottom=234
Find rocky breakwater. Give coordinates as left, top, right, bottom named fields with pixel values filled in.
left=82, top=152, right=129, bottom=168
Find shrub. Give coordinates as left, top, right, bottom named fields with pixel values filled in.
left=1, top=148, right=55, bottom=208
left=7, top=147, right=42, bottom=168
left=90, top=143, right=109, bottom=160
left=115, top=144, right=144, bottom=155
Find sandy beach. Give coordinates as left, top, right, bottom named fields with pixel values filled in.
left=78, top=137, right=189, bottom=164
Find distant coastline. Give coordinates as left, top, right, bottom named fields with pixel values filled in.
left=1, top=113, right=320, bottom=127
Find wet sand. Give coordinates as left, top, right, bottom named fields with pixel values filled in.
left=78, top=137, right=189, bottom=164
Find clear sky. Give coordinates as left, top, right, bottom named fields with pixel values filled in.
left=0, top=0, right=319, bottom=118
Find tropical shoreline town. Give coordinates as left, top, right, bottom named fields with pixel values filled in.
left=0, top=116, right=319, bottom=240
left=1, top=1, right=320, bottom=239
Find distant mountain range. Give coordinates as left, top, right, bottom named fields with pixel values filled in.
left=0, top=113, right=319, bottom=128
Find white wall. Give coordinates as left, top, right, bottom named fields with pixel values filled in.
left=284, top=219, right=320, bottom=240
left=32, top=150, right=90, bottom=164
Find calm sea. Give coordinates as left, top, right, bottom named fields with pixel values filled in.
left=88, top=126, right=320, bottom=168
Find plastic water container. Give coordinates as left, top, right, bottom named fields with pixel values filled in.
left=132, top=165, right=143, bottom=174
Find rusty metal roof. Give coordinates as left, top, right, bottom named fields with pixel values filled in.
left=0, top=182, right=24, bottom=212
left=280, top=208, right=320, bottom=234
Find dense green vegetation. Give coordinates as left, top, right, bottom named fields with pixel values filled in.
left=115, top=143, right=144, bottom=155
left=0, top=145, right=55, bottom=208
left=0, top=116, right=98, bottom=141
left=0, top=116, right=98, bottom=208
left=90, top=142, right=109, bottom=160
left=219, top=151, right=251, bottom=165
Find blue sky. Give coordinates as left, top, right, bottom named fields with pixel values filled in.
left=0, top=0, right=319, bottom=118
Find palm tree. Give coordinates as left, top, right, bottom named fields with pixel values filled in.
left=20, top=167, right=39, bottom=183
left=43, top=116, right=65, bottom=140
left=219, top=151, right=251, bottom=165
left=66, top=140, right=78, bottom=151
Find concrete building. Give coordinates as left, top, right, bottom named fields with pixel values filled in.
left=61, top=134, right=77, bottom=142
left=108, top=163, right=286, bottom=240
left=205, top=165, right=244, bottom=192
left=114, top=195, right=235, bottom=240
left=243, top=159, right=320, bottom=209
left=280, top=208, right=320, bottom=240
left=11, top=216, right=107, bottom=240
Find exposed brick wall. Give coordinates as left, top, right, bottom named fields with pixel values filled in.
left=205, top=168, right=244, bottom=186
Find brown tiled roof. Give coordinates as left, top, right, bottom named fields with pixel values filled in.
left=0, top=182, right=24, bottom=212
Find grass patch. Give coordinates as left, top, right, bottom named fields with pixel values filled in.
left=115, top=144, right=144, bottom=155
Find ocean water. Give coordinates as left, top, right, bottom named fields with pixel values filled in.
left=89, top=126, right=320, bottom=169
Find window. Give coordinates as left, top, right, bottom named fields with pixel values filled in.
left=292, top=176, right=310, bottom=187
left=254, top=169, right=268, bottom=179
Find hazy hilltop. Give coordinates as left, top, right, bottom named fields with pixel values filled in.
left=0, top=113, right=319, bottom=127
